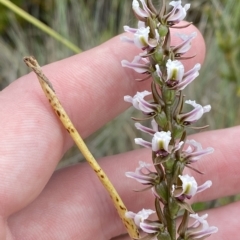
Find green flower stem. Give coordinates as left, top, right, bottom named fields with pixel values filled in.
left=165, top=172, right=176, bottom=240
left=164, top=203, right=176, bottom=240
left=0, top=0, right=81, bottom=53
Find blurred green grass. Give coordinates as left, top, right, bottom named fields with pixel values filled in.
left=0, top=0, right=239, bottom=209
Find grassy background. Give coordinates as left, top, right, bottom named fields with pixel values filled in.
left=0, top=0, right=239, bottom=211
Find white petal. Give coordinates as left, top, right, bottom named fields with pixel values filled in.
left=179, top=174, right=198, bottom=196
left=152, top=131, right=171, bottom=152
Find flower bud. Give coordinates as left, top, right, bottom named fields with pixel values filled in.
left=152, top=131, right=171, bottom=153
left=158, top=24, right=169, bottom=37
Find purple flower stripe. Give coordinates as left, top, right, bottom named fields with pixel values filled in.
left=135, top=138, right=152, bottom=148
left=172, top=70, right=199, bottom=90
left=125, top=172, right=154, bottom=184
left=121, top=59, right=149, bottom=73
left=186, top=147, right=214, bottom=162
left=139, top=0, right=154, bottom=16
left=135, top=123, right=156, bottom=135
left=188, top=226, right=218, bottom=239
left=138, top=97, right=158, bottom=112
left=137, top=102, right=155, bottom=113
left=163, top=2, right=181, bottom=21
left=169, top=9, right=185, bottom=22
left=121, top=56, right=150, bottom=73
left=179, top=105, right=204, bottom=123
left=183, top=63, right=201, bottom=78
left=187, top=214, right=218, bottom=239
left=124, top=91, right=156, bottom=113
left=132, top=0, right=149, bottom=18
left=165, top=1, right=190, bottom=23
left=173, top=32, right=197, bottom=54
left=140, top=222, right=160, bottom=234
left=139, top=104, right=155, bottom=113
left=171, top=64, right=200, bottom=90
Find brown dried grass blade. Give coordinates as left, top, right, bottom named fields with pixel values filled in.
left=23, top=56, right=139, bottom=239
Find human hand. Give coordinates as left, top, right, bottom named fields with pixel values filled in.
left=0, top=24, right=238, bottom=240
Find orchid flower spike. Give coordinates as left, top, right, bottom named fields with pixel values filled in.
left=122, top=0, right=217, bottom=238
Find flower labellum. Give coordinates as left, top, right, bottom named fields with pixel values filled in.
left=166, top=59, right=184, bottom=87
left=173, top=174, right=212, bottom=200
left=152, top=131, right=171, bottom=154
left=176, top=174, right=198, bottom=198
left=162, top=60, right=201, bottom=90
